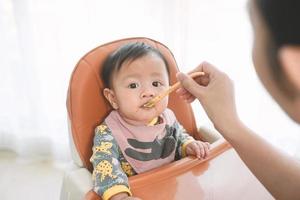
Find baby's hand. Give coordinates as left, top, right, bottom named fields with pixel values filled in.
left=185, top=141, right=210, bottom=159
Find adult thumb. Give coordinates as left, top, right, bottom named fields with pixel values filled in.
left=176, top=72, right=203, bottom=97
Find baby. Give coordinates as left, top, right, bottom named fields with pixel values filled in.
left=90, top=42, right=210, bottom=200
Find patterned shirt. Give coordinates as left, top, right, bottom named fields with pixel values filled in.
left=90, top=120, right=194, bottom=200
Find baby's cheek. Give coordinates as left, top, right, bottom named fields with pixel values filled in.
left=158, top=100, right=168, bottom=112
left=161, top=97, right=169, bottom=107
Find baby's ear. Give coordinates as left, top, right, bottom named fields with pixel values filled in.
left=103, top=88, right=119, bottom=109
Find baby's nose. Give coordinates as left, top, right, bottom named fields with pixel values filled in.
left=141, top=90, right=155, bottom=98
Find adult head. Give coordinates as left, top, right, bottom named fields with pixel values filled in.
left=250, top=0, right=300, bottom=122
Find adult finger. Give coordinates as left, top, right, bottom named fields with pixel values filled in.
left=176, top=72, right=205, bottom=99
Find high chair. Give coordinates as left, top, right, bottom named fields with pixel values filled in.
left=60, top=37, right=273, bottom=200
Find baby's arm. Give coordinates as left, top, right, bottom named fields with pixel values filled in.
left=174, top=122, right=210, bottom=159
left=90, top=124, right=135, bottom=200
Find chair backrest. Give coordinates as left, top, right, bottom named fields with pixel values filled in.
left=67, top=37, right=198, bottom=172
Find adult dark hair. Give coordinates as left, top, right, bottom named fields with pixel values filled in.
left=101, top=42, right=170, bottom=88
left=255, top=0, right=300, bottom=96
left=256, top=0, right=300, bottom=47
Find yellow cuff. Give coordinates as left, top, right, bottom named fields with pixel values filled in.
left=102, top=185, right=132, bottom=200
left=181, top=139, right=194, bottom=158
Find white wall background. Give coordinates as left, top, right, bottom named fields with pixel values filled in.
left=0, top=0, right=299, bottom=163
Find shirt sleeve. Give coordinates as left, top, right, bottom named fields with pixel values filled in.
left=173, top=121, right=195, bottom=159
left=90, top=124, right=132, bottom=200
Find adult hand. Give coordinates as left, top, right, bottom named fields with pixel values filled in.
left=176, top=62, right=239, bottom=133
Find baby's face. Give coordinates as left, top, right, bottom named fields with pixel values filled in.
left=107, top=53, right=169, bottom=125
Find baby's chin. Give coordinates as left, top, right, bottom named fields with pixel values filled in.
left=128, top=115, right=161, bottom=126
left=120, top=113, right=156, bottom=126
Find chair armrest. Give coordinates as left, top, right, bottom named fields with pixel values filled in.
left=197, top=125, right=223, bottom=144
left=60, top=166, right=93, bottom=200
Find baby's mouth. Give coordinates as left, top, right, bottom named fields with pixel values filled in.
left=140, top=101, right=155, bottom=109
left=140, top=105, right=153, bottom=110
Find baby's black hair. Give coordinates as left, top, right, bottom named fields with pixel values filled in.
left=101, top=42, right=170, bottom=88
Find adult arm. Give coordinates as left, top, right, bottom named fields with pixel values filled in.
left=176, top=62, right=300, bottom=200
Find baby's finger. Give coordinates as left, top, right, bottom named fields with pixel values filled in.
left=192, top=143, right=201, bottom=158
left=197, top=142, right=205, bottom=158
left=205, top=142, right=210, bottom=148
left=205, top=142, right=210, bottom=150
left=203, top=143, right=209, bottom=158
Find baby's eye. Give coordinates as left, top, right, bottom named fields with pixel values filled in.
left=152, top=81, right=162, bottom=87
left=128, top=83, right=139, bottom=89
